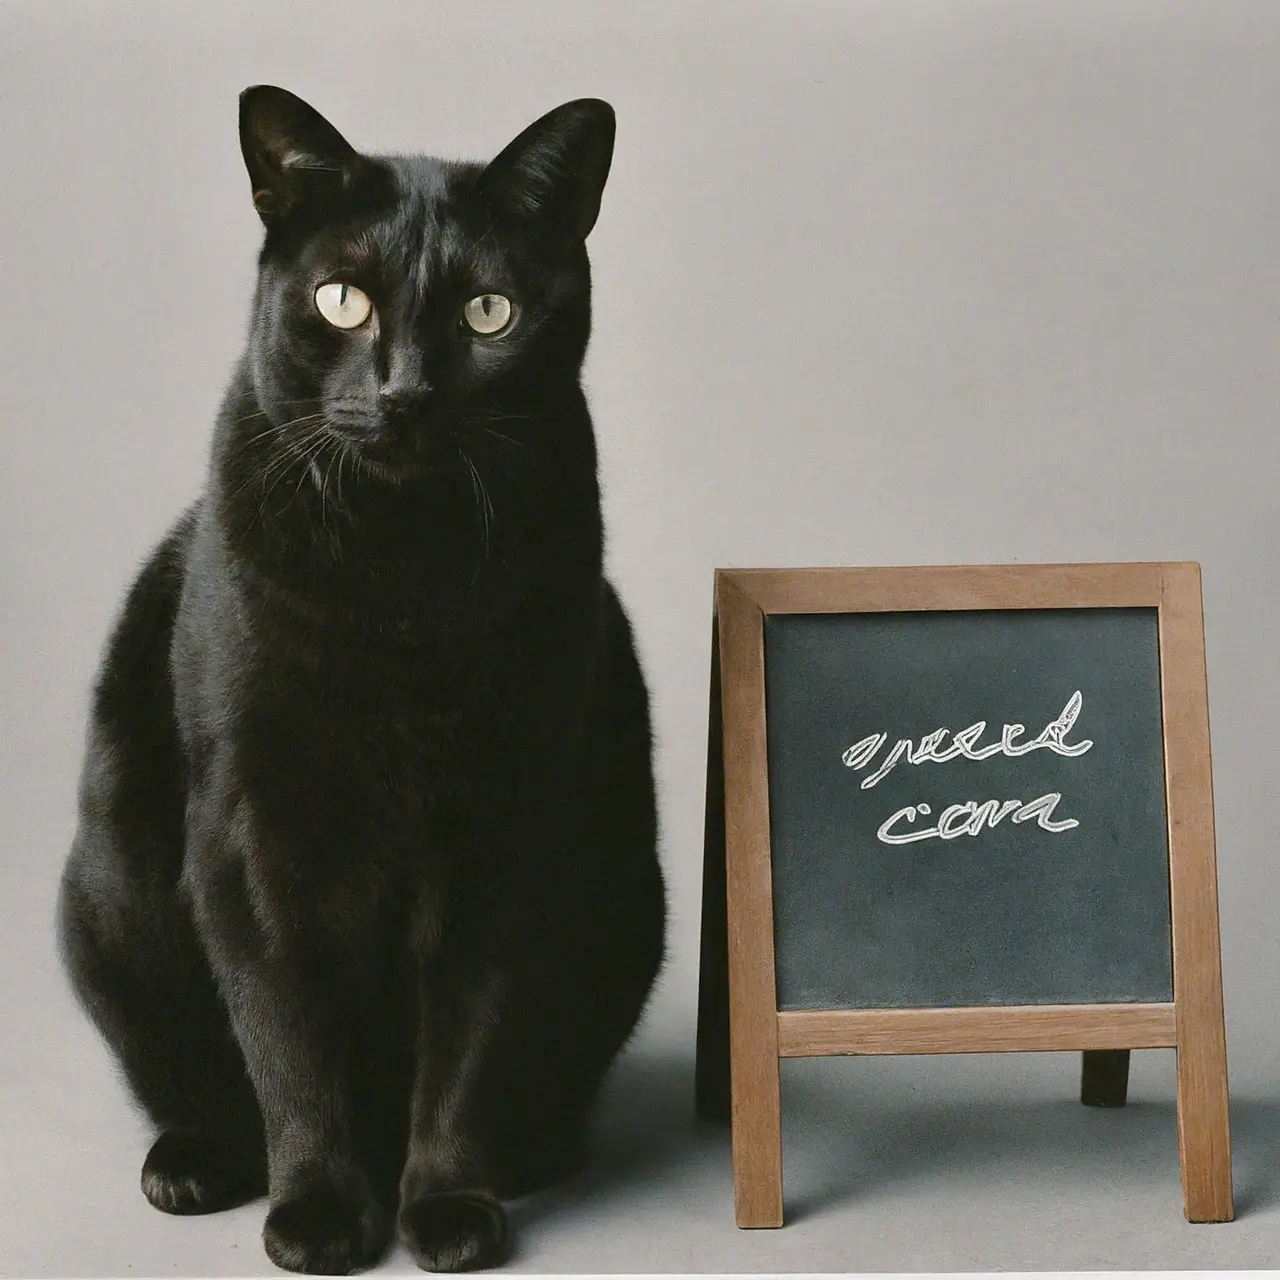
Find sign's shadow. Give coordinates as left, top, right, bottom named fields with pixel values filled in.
left=507, top=1047, right=1278, bottom=1247
left=778, top=1069, right=1279, bottom=1223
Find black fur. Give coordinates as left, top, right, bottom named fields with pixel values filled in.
left=58, top=86, right=665, bottom=1275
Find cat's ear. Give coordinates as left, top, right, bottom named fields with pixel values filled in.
left=239, top=85, right=363, bottom=225
left=477, top=99, right=616, bottom=241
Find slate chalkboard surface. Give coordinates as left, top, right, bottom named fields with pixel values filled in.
left=763, top=608, right=1172, bottom=1010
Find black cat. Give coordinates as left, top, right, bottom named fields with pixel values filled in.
left=57, top=86, right=666, bottom=1275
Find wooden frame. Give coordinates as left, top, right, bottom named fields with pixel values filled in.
left=694, top=562, right=1232, bottom=1227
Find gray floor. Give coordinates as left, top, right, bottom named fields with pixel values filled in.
left=6, top=979, right=1279, bottom=1276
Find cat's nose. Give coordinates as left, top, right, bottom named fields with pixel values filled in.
left=378, top=382, right=434, bottom=422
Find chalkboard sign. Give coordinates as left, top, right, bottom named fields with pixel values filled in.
left=695, top=564, right=1231, bottom=1230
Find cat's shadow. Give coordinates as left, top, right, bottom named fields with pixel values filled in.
left=504, top=1049, right=1280, bottom=1251
left=505, top=1050, right=715, bottom=1221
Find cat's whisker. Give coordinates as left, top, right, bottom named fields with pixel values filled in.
left=335, top=442, right=354, bottom=511
left=256, top=412, right=328, bottom=433
left=481, top=471, right=496, bottom=538
left=460, top=449, right=494, bottom=561
left=226, top=433, right=312, bottom=505
left=244, top=425, right=335, bottom=529
left=281, top=433, right=338, bottom=525
left=469, top=409, right=539, bottom=426
left=318, top=446, right=343, bottom=545
left=251, top=429, right=323, bottom=499
left=299, top=430, right=338, bottom=485
left=242, top=412, right=330, bottom=447
left=231, top=397, right=324, bottom=428
left=223, top=416, right=334, bottom=502
left=480, top=427, right=527, bottom=450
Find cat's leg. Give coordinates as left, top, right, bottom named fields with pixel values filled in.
left=394, top=949, right=653, bottom=1272
left=399, top=597, right=665, bottom=1272
left=396, top=852, right=664, bottom=1272
left=186, top=797, right=392, bottom=1276
left=60, top=862, right=268, bottom=1213
left=487, top=780, right=664, bottom=1203
left=484, top=856, right=666, bottom=1206
left=58, top=518, right=268, bottom=1215
left=471, top=627, right=667, bottom=1206
left=395, top=964, right=513, bottom=1274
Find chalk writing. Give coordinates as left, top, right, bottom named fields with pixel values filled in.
left=841, top=692, right=1093, bottom=846
left=876, top=793, right=1079, bottom=844
left=842, top=691, right=1093, bottom=789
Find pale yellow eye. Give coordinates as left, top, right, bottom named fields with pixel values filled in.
left=315, top=282, right=373, bottom=330
left=463, top=293, right=513, bottom=335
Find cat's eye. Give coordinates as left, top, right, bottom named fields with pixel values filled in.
left=463, top=293, right=514, bottom=336
left=315, top=282, right=373, bottom=330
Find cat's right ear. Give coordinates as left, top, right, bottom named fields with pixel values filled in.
left=239, top=86, right=363, bottom=225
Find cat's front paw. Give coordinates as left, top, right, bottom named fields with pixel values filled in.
left=263, top=1178, right=391, bottom=1275
left=399, top=1190, right=509, bottom=1272
left=142, top=1130, right=266, bottom=1215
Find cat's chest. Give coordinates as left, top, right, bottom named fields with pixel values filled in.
left=256, top=652, right=471, bottom=756
left=242, top=627, right=516, bottom=794
left=217, top=578, right=575, bottom=817
left=227, top=686, right=476, bottom=869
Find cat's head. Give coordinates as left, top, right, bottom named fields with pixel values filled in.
left=235, top=85, right=614, bottom=478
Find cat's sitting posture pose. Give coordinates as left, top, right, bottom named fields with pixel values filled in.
left=58, top=86, right=665, bottom=1275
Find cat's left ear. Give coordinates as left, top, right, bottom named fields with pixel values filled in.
left=239, top=85, right=363, bottom=225
left=477, top=99, right=616, bottom=242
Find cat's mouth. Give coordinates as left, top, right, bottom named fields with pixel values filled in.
left=348, top=450, right=433, bottom=483
left=324, top=420, right=450, bottom=478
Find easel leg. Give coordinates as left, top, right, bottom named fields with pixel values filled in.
left=714, top=582, right=785, bottom=1227
left=1158, top=563, right=1233, bottom=1222
left=731, top=1037, right=783, bottom=1228
left=696, top=615, right=731, bottom=1124
left=694, top=846, right=731, bottom=1124
left=1081, top=1049, right=1130, bottom=1107
left=1175, top=1033, right=1233, bottom=1221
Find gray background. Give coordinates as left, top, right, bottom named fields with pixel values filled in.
left=763, top=609, right=1173, bottom=1010
left=2, top=0, right=1279, bottom=1273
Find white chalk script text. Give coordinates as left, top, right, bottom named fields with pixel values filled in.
left=840, top=691, right=1094, bottom=846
